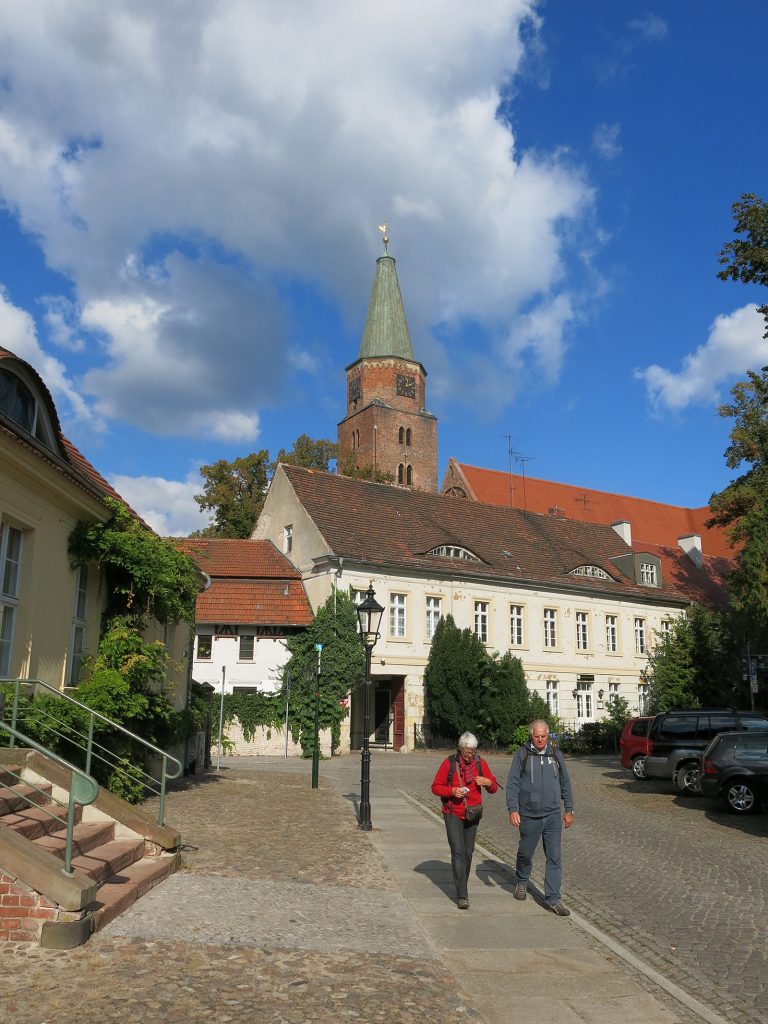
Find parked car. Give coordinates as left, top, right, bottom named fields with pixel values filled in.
left=619, top=716, right=654, bottom=779
left=643, top=709, right=768, bottom=793
left=700, top=730, right=768, bottom=813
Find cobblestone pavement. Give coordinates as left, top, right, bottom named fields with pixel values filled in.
left=308, top=749, right=766, bottom=1024
left=0, top=769, right=481, bottom=1024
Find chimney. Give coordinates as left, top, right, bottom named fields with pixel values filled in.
left=612, top=520, right=632, bottom=547
left=679, top=534, right=702, bottom=569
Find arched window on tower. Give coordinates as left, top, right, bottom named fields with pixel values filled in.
left=397, top=464, right=404, bottom=484
left=405, top=428, right=412, bottom=447
left=406, top=465, right=413, bottom=485
left=398, top=426, right=404, bottom=445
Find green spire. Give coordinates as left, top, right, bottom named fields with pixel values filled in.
left=359, top=250, right=415, bottom=360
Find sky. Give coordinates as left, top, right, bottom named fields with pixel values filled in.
left=1, top=1, right=766, bottom=536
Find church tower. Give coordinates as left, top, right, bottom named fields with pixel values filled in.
left=337, top=233, right=438, bottom=491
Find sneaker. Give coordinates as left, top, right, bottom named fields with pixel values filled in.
left=457, top=898, right=470, bottom=910
left=549, top=902, right=570, bottom=917
left=513, top=884, right=527, bottom=901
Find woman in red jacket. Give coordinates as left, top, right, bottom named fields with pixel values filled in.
left=431, top=731, right=499, bottom=909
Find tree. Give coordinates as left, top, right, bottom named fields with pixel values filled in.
left=272, top=433, right=337, bottom=474
left=280, top=588, right=364, bottom=756
left=478, top=653, right=529, bottom=747
left=194, top=435, right=338, bottom=538
left=337, top=451, right=394, bottom=483
left=424, top=615, right=488, bottom=741
left=644, top=606, right=741, bottom=713
left=717, top=193, right=768, bottom=337
left=194, top=451, right=270, bottom=538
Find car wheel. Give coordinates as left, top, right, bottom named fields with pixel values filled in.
left=724, top=780, right=757, bottom=814
left=676, top=764, right=702, bottom=795
left=631, top=756, right=648, bottom=780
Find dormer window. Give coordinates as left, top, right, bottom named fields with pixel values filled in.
left=640, top=562, right=658, bottom=586
left=569, top=565, right=612, bottom=581
left=428, top=544, right=480, bottom=562
left=0, top=368, right=56, bottom=451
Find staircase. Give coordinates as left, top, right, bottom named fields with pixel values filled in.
left=0, top=749, right=181, bottom=948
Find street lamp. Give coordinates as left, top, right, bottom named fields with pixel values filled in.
left=355, top=582, right=384, bottom=831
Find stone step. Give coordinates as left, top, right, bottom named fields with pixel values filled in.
left=34, top=820, right=115, bottom=861
left=0, top=801, right=80, bottom=840
left=89, top=854, right=179, bottom=933
left=0, top=781, right=53, bottom=816
left=69, top=838, right=145, bottom=886
left=0, top=765, right=24, bottom=787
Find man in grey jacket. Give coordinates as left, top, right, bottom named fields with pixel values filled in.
left=506, top=720, right=575, bottom=916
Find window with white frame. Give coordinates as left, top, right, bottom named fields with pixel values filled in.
left=576, top=681, right=593, bottom=720
left=283, top=525, right=293, bottom=554
left=605, top=614, right=618, bottom=653
left=543, top=608, right=558, bottom=648
left=425, top=596, right=442, bottom=640
left=474, top=601, right=489, bottom=643
left=196, top=634, right=212, bottom=660
left=239, top=634, right=255, bottom=660
left=510, top=605, right=524, bottom=646
left=634, top=617, right=646, bottom=654
left=546, top=679, right=559, bottom=715
left=640, top=562, right=658, bottom=586
left=575, top=611, right=589, bottom=651
left=390, top=593, right=407, bottom=638
left=660, top=619, right=672, bottom=635
left=0, top=524, right=22, bottom=677
left=638, top=683, right=649, bottom=714
left=68, top=564, right=88, bottom=685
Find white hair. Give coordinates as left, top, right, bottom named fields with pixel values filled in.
left=529, top=720, right=550, bottom=735
left=458, top=732, right=478, bottom=750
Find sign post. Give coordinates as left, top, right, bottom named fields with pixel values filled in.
left=311, top=644, right=323, bottom=789
left=216, top=665, right=226, bottom=770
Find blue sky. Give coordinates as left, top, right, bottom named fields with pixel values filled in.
left=0, top=1, right=766, bottom=534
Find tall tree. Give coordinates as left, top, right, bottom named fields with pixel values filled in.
left=272, top=433, right=337, bottom=474
left=280, top=588, right=364, bottom=756
left=717, top=192, right=768, bottom=337
left=194, top=451, right=271, bottom=538
left=424, top=615, right=488, bottom=741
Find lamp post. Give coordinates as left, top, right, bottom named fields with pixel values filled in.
left=355, top=583, right=384, bottom=831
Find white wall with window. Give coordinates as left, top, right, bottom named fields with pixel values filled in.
left=575, top=680, right=593, bottom=722
left=634, top=617, right=646, bottom=654
left=474, top=600, right=489, bottom=643
left=543, top=607, right=558, bottom=649
left=546, top=679, right=559, bottom=716
left=510, top=604, right=525, bottom=647
left=575, top=610, right=589, bottom=651
left=390, top=593, right=407, bottom=638
left=192, top=627, right=290, bottom=694
left=425, top=595, right=441, bottom=640
left=605, top=613, right=618, bottom=654
left=0, top=523, right=22, bottom=677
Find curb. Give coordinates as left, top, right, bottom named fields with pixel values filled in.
left=399, top=790, right=731, bottom=1024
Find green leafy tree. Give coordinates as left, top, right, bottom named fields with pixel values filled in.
left=645, top=606, right=740, bottom=713
left=272, top=433, right=337, bottom=474
left=68, top=498, right=200, bottom=625
left=281, top=588, right=364, bottom=756
left=717, top=192, right=768, bottom=337
left=337, top=451, right=395, bottom=483
left=194, top=450, right=271, bottom=538
left=424, top=615, right=488, bottom=741
left=478, top=653, right=529, bottom=747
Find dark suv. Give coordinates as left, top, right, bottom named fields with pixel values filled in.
left=700, top=731, right=768, bottom=813
left=643, top=710, right=768, bottom=793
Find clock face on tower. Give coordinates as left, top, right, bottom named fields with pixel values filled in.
left=396, top=374, right=416, bottom=399
left=348, top=377, right=361, bottom=403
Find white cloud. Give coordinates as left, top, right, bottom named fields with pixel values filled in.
left=629, top=14, right=669, bottom=41
left=592, top=123, right=622, bottom=160
left=0, top=1, right=592, bottom=434
left=0, top=285, right=99, bottom=428
left=635, top=304, right=765, bottom=411
left=110, top=470, right=212, bottom=537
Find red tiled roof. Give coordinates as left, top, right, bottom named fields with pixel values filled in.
left=196, top=578, right=313, bottom=626
left=445, top=460, right=734, bottom=561
left=175, top=538, right=303, bottom=579
left=278, top=465, right=692, bottom=606
left=632, top=542, right=729, bottom=610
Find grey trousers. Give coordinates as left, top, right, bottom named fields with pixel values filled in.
left=514, top=810, right=563, bottom=906
left=444, top=813, right=479, bottom=900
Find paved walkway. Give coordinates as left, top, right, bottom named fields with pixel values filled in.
left=0, top=758, right=720, bottom=1024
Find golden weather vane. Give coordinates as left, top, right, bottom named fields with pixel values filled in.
left=378, top=222, right=389, bottom=254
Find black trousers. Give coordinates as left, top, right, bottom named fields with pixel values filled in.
left=444, top=813, right=479, bottom=900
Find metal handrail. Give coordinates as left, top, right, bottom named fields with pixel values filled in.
left=1, top=678, right=182, bottom=826
left=0, top=720, right=99, bottom=875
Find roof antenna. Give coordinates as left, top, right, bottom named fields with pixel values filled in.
left=514, top=452, right=534, bottom=512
